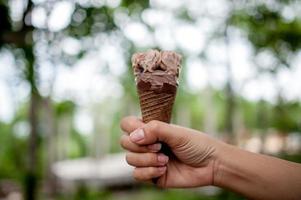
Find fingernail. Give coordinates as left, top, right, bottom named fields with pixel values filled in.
left=147, top=143, right=162, bottom=152
left=158, top=166, right=167, bottom=173
left=158, top=154, right=169, bottom=164
left=130, top=129, right=145, bottom=142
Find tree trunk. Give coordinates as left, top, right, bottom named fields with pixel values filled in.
left=92, top=106, right=105, bottom=158
left=224, top=24, right=236, bottom=144
left=26, top=85, right=39, bottom=200
left=43, top=97, right=58, bottom=197
left=24, top=43, right=40, bottom=200
left=257, top=100, right=268, bottom=153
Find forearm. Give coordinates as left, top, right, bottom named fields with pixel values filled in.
left=213, top=142, right=301, bottom=200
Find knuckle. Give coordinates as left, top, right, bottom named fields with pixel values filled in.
left=148, top=167, right=157, bottom=177
left=143, top=153, right=153, bottom=165
left=149, top=153, right=158, bottom=164
left=133, top=169, right=143, bottom=181
left=128, top=120, right=135, bottom=130
left=148, top=120, right=160, bottom=132
left=120, top=116, right=135, bottom=131
left=138, top=146, right=147, bottom=153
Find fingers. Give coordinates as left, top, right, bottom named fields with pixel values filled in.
left=120, top=116, right=144, bottom=134
left=133, top=166, right=166, bottom=181
left=129, top=120, right=189, bottom=147
left=120, top=135, right=148, bottom=153
left=126, top=152, right=169, bottom=167
left=120, top=135, right=162, bottom=153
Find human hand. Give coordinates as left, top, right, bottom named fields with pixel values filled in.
left=120, top=116, right=223, bottom=188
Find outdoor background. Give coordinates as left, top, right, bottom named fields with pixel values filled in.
left=0, top=0, right=301, bottom=199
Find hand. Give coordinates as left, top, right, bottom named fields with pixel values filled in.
left=120, top=117, right=301, bottom=199
left=120, top=116, right=223, bottom=188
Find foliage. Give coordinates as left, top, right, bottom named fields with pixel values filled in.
left=230, top=1, right=301, bottom=71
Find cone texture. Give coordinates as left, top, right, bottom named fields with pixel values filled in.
left=138, top=89, right=176, bottom=123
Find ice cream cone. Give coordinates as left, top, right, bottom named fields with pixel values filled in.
left=138, top=89, right=176, bottom=123
left=132, top=49, right=182, bottom=124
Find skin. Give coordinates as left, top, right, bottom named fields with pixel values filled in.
left=120, top=116, right=301, bottom=200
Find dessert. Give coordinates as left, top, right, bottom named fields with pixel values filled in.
left=132, top=49, right=182, bottom=123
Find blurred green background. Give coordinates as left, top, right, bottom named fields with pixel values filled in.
left=0, top=0, right=301, bottom=199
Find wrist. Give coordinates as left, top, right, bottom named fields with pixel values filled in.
left=211, top=141, right=259, bottom=197
left=211, top=141, right=233, bottom=187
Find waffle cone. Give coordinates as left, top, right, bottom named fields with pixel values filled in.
left=138, top=89, right=176, bottom=123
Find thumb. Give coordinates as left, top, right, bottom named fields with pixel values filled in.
left=129, top=120, right=186, bottom=148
